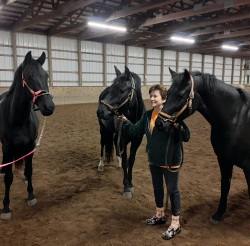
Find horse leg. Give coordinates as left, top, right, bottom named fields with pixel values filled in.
left=117, top=156, right=122, bottom=168
left=0, top=166, right=5, bottom=177
left=1, top=149, right=13, bottom=220
left=242, top=161, right=250, bottom=198
left=98, top=143, right=105, bottom=171
left=127, top=136, right=143, bottom=194
left=121, top=149, right=132, bottom=198
left=24, top=153, right=37, bottom=206
left=210, top=161, right=233, bottom=224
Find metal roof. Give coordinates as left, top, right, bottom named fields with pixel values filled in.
left=1, top=0, right=250, bottom=58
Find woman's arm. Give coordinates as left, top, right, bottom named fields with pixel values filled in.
left=118, top=112, right=147, bottom=138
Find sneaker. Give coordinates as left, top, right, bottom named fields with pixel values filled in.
left=162, top=226, right=181, bottom=240
left=146, top=215, right=167, bottom=225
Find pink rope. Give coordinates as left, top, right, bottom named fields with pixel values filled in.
left=0, top=149, right=36, bottom=168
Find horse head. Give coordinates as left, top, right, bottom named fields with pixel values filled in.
left=22, top=51, right=55, bottom=116
left=155, top=68, right=200, bottom=132
left=97, top=66, right=136, bottom=120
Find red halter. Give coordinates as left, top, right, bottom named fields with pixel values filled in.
left=22, top=73, right=50, bottom=103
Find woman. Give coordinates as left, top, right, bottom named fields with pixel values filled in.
left=118, top=84, right=190, bottom=240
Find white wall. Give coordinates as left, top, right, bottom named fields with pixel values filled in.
left=0, top=29, right=247, bottom=104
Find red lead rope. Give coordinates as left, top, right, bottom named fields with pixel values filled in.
left=0, top=149, right=36, bottom=168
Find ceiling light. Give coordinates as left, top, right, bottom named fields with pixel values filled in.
left=170, top=36, right=195, bottom=44
left=88, top=21, right=127, bottom=32
left=221, top=44, right=238, bottom=51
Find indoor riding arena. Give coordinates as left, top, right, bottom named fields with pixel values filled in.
left=0, top=1, right=250, bottom=246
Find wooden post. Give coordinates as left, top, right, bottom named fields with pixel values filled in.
left=47, top=35, right=53, bottom=87
left=77, top=39, right=82, bottom=86
left=103, top=43, right=107, bottom=86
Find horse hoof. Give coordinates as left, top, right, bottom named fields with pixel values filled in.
left=129, top=187, right=134, bottom=194
left=123, top=191, right=132, bottom=198
left=27, top=198, right=37, bottom=206
left=209, top=217, right=220, bottom=225
left=98, top=166, right=104, bottom=171
left=0, top=212, right=11, bottom=220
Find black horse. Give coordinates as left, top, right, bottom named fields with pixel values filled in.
left=97, top=86, right=121, bottom=171
left=155, top=68, right=250, bottom=224
left=97, top=66, right=146, bottom=198
left=0, top=51, right=55, bottom=220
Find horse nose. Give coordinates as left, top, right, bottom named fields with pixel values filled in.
left=43, top=103, right=55, bottom=116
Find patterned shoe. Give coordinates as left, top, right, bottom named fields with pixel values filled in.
left=146, top=215, right=167, bottom=225
left=162, top=226, right=181, bottom=240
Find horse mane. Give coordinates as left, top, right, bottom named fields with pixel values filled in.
left=236, top=87, right=247, bottom=102
left=6, top=63, right=23, bottom=96
left=191, top=71, right=248, bottom=103
left=131, top=72, right=145, bottom=119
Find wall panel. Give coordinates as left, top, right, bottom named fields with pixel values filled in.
left=0, top=30, right=247, bottom=94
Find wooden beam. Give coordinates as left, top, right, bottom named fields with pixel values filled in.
left=209, top=29, right=250, bottom=41
left=78, top=29, right=117, bottom=40
left=142, top=0, right=250, bottom=27
left=12, top=0, right=42, bottom=29
left=13, top=0, right=97, bottom=31
left=106, top=0, right=169, bottom=21
left=190, top=23, right=250, bottom=37
left=105, top=31, right=155, bottom=44
left=47, top=10, right=79, bottom=35
left=49, top=22, right=87, bottom=36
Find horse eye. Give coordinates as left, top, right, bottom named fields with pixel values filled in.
left=120, top=89, right=126, bottom=93
left=178, top=92, right=184, bottom=98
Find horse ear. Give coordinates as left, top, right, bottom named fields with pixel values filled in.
left=114, top=66, right=121, bottom=76
left=184, top=69, right=190, bottom=80
left=23, top=51, right=32, bottom=67
left=37, top=52, right=46, bottom=66
left=124, top=66, right=130, bottom=79
left=169, top=68, right=177, bottom=78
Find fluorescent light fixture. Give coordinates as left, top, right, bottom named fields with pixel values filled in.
left=221, top=44, right=238, bottom=51
left=88, top=21, right=127, bottom=32
left=170, top=36, right=195, bottom=44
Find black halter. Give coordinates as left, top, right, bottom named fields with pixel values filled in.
left=101, top=76, right=135, bottom=116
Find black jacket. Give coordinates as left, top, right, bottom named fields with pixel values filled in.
left=123, top=109, right=190, bottom=167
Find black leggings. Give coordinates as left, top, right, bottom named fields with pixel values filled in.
left=149, top=164, right=180, bottom=216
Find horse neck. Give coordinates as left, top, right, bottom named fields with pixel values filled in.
left=133, top=81, right=146, bottom=121
left=196, top=77, right=241, bottom=127
left=10, top=76, right=33, bottom=124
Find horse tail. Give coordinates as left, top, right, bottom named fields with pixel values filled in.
left=104, top=130, right=114, bottom=163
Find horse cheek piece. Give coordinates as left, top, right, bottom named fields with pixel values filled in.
left=97, top=66, right=146, bottom=198
left=0, top=51, right=55, bottom=220
left=161, top=68, right=250, bottom=224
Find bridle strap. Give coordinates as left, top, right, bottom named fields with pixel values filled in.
left=22, top=73, right=51, bottom=103
left=158, top=74, right=195, bottom=122
left=101, top=77, right=135, bottom=115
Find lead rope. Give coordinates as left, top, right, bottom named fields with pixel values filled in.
left=0, top=116, right=47, bottom=168
left=36, top=116, right=46, bottom=146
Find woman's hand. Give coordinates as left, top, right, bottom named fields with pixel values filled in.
left=117, top=114, right=127, bottom=122
left=174, top=123, right=183, bottom=131
left=173, top=123, right=179, bottom=129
